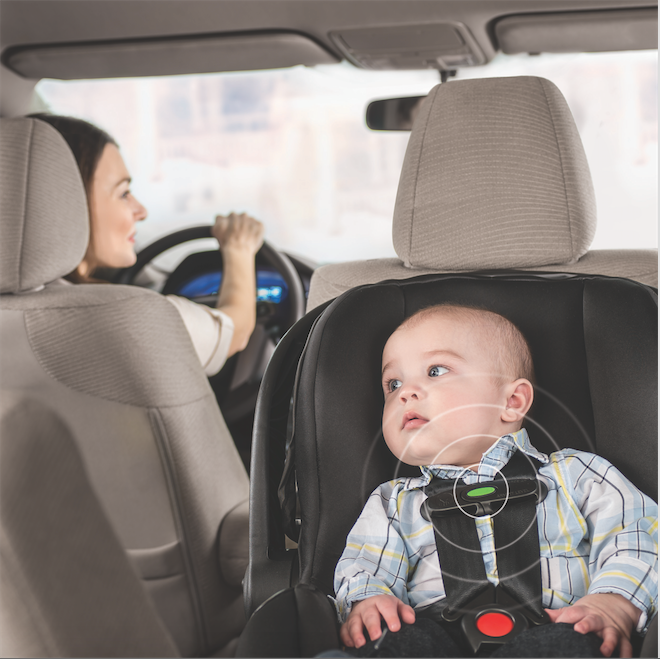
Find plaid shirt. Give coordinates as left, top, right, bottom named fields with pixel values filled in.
left=334, top=429, right=658, bottom=632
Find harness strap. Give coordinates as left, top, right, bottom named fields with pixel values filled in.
left=492, top=474, right=545, bottom=620
left=429, top=509, right=490, bottom=614
left=423, top=449, right=545, bottom=620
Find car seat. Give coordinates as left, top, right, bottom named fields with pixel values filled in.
left=0, top=117, right=248, bottom=657
left=0, top=393, right=179, bottom=658
left=306, top=76, right=657, bottom=311
left=246, top=270, right=657, bottom=657
left=244, top=76, right=657, bottom=658
left=0, top=391, right=340, bottom=659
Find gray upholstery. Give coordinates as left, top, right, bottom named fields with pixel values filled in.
left=394, top=76, right=596, bottom=270
left=0, top=393, right=179, bottom=658
left=308, top=76, right=657, bottom=310
left=0, top=118, right=88, bottom=293
left=218, top=500, right=250, bottom=589
left=307, top=250, right=659, bottom=311
left=0, top=118, right=249, bottom=657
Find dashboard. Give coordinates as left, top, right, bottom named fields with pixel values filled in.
left=160, top=249, right=313, bottom=337
left=176, top=269, right=288, bottom=304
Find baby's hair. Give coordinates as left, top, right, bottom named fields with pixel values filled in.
left=398, top=304, right=535, bottom=383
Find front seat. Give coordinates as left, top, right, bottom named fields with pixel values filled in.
left=0, top=117, right=248, bottom=657
left=0, top=393, right=179, bottom=658
left=306, top=76, right=657, bottom=310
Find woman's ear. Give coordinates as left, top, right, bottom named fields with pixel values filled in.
left=501, top=379, right=534, bottom=424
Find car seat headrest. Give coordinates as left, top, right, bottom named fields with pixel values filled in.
left=393, top=76, right=596, bottom=270
left=0, top=117, right=89, bottom=294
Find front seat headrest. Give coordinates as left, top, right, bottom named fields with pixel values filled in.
left=393, top=76, right=597, bottom=270
left=0, top=117, right=89, bottom=294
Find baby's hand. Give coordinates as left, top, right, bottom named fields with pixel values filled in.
left=545, top=593, right=642, bottom=658
left=340, top=594, right=415, bottom=649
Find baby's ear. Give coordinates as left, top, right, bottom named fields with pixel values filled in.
left=501, top=379, right=534, bottom=423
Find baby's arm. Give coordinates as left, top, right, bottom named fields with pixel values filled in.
left=340, top=594, right=416, bottom=648
left=546, top=593, right=641, bottom=658
left=549, top=452, right=657, bottom=657
left=334, top=481, right=420, bottom=647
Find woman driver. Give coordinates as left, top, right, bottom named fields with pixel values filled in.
left=30, top=113, right=264, bottom=376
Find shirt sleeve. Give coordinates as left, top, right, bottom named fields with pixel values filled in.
left=563, top=451, right=658, bottom=632
left=165, top=295, right=235, bottom=376
left=333, top=482, right=411, bottom=622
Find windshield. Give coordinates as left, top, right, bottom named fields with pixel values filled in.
left=37, top=51, right=657, bottom=267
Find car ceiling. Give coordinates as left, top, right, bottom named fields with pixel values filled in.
left=1, top=0, right=657, bottom=78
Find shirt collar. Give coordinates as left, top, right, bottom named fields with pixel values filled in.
left=411, top=429, right=548, bottom=488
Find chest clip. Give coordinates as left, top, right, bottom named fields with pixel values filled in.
left=421, top=477, right=548, bottom=520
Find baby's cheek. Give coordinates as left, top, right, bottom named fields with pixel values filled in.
left=382, top=411, right=397, bottom=442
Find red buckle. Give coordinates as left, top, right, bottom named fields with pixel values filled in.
left=440, top=585, right=549, bottom=654
left=475, top=611, right=515, bottom=637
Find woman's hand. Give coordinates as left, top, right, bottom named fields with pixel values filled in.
left=213, top=212, right=264, bottom=356
left=212, top=212, right=264, bottom=257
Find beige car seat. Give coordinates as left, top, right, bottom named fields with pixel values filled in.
left=307, top=76, right=657, bottom=310
left=0, top=393, right=180, bottom=658
left=0, top=117, right=248, bottom=657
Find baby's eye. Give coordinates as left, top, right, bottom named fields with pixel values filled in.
left=121, top=190, right=131, bottom=199
left=428, top=365, right=449, bottom=378
left=388, top=379, right=402, bottom=392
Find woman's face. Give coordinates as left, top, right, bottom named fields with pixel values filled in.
left=87, top=144, right=147, bottom=269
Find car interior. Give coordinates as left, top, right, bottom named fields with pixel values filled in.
left=0, top=1, right=657, bottom=657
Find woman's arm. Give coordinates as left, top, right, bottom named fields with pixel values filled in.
left=164, top=296, right=235, bottom=376
left=212, top=213, right=264, bottom=357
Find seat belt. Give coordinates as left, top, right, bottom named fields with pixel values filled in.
left=420, top=449, right=550, bottom=655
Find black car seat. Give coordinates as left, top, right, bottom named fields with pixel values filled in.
left=0, top=117, right=249, bottom=657
left=306, top=76, right=657, bottom=311
left=243, top=76, right=657, bottom=658
left=246, top=271, right=657, bottom=657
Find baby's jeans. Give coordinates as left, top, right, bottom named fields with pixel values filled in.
left=346, top=619, right=604, bottom=658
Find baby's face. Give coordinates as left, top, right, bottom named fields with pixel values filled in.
left=381, top=313, right=511, bottom=469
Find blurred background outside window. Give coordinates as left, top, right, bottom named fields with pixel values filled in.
left=37, top=50, right=657, bottom=267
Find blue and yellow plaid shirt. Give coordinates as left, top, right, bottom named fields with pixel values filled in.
left=334, top=429, right=658, bottom=631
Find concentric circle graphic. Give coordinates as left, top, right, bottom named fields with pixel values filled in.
left=357, top=391, right=588, bottom=584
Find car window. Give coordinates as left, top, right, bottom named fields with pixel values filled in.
left=37, top=51, right=657, bottom=268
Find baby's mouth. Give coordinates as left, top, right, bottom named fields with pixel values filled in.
left=402, top=411, right=428, bottom=430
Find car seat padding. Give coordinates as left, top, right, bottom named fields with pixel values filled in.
left=289, top=273, right=657, bottom=597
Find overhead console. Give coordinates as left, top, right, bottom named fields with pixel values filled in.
left=329, top=22, right=486, bottom=71
left=495, top=7, right=658, bottom=55
left=2, top=31, right=338, bottom=80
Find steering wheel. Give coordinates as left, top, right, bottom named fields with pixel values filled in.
left=114, top=226, right=306, bottom=421
left=115, top=225, right=305, bottom=328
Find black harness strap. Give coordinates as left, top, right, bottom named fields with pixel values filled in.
left=492, top=473, right=545, bottom=620
left=422, top=449, right=546, bottom=621
left=428, top=508, right=491, bottom=614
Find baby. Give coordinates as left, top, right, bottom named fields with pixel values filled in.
left=334, top=304, right=657, bottom=658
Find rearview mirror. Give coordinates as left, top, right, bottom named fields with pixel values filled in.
left=366, top=95, right=426, bottom=131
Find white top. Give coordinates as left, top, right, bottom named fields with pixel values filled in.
left=164, top=295, right=234, bottom=376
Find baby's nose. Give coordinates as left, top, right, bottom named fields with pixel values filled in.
left=399, top=384, right=421, bottom=402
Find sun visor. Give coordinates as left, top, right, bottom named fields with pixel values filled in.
left=495, top=8, right=658, bottom=55
left=330, top=23, right=486, bottom=70
left=3, top=31, right=338, bottom=80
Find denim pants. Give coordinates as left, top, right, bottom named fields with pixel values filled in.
left=346, top=620, right=604, bottom=658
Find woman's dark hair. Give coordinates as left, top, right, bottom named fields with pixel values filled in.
left=28, top=114, right=118, bottom=282
left=28, top=113, right=117, bottom=197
